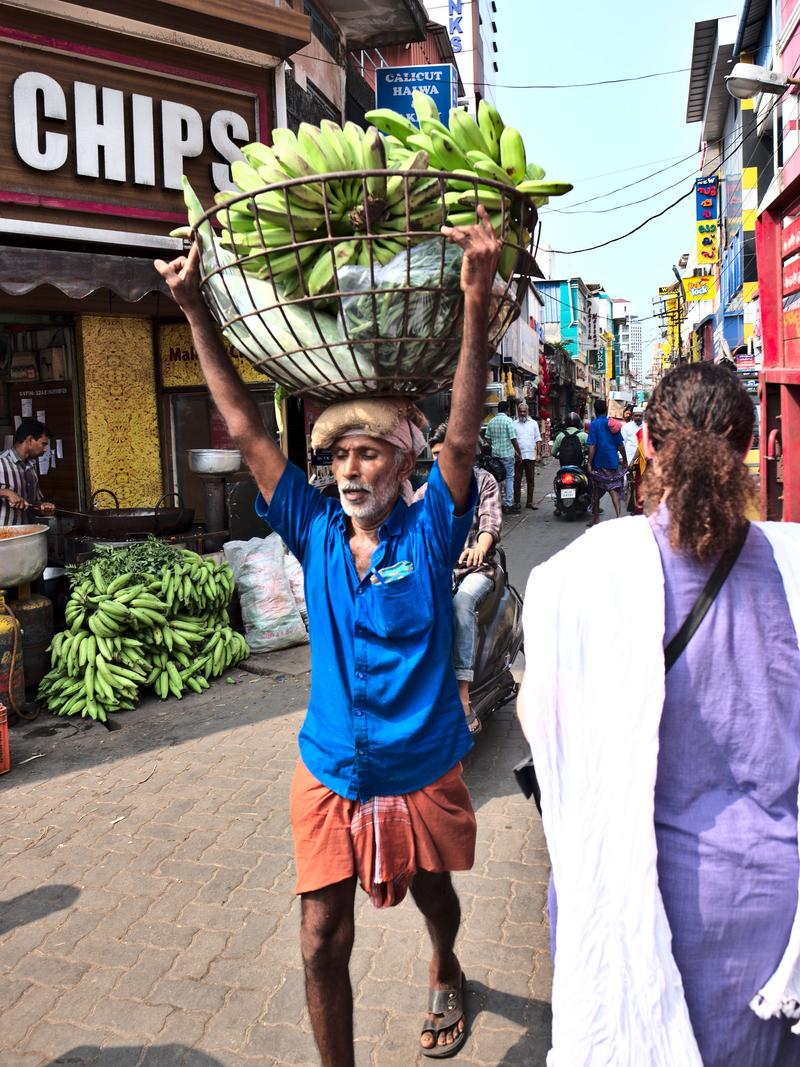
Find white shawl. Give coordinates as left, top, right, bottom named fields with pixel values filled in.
left=519, top=516, right=800, bottom=1067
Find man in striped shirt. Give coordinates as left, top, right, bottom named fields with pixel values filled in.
left=0, top=419, right=54, bottom=525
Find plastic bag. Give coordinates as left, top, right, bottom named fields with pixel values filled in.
left=283, top=549, right=308, bottom=625
left=337, top=239, right=464, bottom=376
left=224, top=535, right=307, bottom=653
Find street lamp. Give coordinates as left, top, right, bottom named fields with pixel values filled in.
left=725, top=62, right=800, bottom=100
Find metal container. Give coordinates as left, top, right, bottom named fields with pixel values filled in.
left=0, top=524, right=49, bottom=587
left=188, top=449, right=242, bottom=474
left=57, top=490, right=194, bottom=538
left=10, top=593, right=53, bottom=691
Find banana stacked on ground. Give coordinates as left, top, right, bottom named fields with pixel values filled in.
left=366, top=92, right=573, bottom=277
left=38, top=550, right=249, bottom=722
left=210, top=119, right=443, bottom=300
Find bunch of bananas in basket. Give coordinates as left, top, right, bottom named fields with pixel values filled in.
left=187, top=93, right=572, bottom=298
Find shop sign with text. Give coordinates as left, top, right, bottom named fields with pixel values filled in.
left=375, top=65, right=458, bottom=127
left=0, top=29, right=268, bottom=238
left=695, top=175, right=720, bottom=265
left=684, top=275, right=716, bottom=302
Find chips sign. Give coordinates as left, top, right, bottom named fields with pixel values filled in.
left=375, top=64, right=458, bottom=127
left=684, top=275, right=716, bottom=302
left=695, top=175, right=720, bottom=265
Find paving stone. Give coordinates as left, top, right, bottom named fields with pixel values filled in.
left=124, top=920, right=198, bottom=950
left=193, top=867, right=247, bottom=906
left=3, top=983, right=64, bottom=1047
left=149, top=976, right=229, bottom=1015
left=222, top=914, right=280, bottom=959
left=49, top=967, right=127, bottom=1023
left=244, top=1021, right=318, bottom=1064
left=87, top=996, right=172, bottom=1038
left=70, top=935, right=144, bottom=970
left=22, top=1020, right=107, bottom=1057
left=12, top=952, right=89, bottom=987
left=113, top=948, right=180, bottom=999
left=263, top=967, right=306, bottom=1028
left=202, top=989, right=268, bottom=1052
left=0, top=919, right=55, bottom=968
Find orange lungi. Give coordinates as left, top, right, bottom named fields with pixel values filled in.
left=290, top=759, right=477, bottom=906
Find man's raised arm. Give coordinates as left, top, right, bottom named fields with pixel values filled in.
left=437, top=207, right=502, bottom=513
left=154, top=244, right=287, bottom=503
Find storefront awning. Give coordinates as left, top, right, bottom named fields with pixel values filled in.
left=0, top=247, right=170, bottom=302
left=77, top=0, right=311, bottom=58
left=324, top=0, right=428, bottom=47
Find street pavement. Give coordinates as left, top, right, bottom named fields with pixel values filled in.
left=1, top=459, right=584, bottom=1067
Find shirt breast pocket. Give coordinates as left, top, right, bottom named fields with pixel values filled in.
left=369, top=571, right=433, bottom=639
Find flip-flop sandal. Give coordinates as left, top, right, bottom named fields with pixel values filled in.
left=420, top=973, right=467, bottom=1059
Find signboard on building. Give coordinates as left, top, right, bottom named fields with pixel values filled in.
left=446, top=0, right=473, bottom=56
left=684, top=274, right=716, bottom=302
left=0, top=29, right=267, bottom=242
left=500, top=317, right=539, bottom=377
left=375, top=64, right=458, bottom=127
left=695, top=175, right=720, bottom=265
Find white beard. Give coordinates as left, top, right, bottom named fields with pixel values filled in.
left=338, top=476, right=401, bottom=522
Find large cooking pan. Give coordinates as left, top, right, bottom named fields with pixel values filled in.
left=59, top=490, right=194, bottom=538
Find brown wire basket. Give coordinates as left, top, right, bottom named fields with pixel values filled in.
left=192, top=169, right=539, bottom=402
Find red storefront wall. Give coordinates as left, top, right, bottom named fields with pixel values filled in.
left=755, top=4, right=800, bottom=520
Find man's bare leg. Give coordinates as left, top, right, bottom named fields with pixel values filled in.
left=609, top=488, right=622, bottom=517
left=588, top=484, right=601, bottom=526
left=411, top=869, right=466, bottom=1051
left=300, top=876, right=358, bottom=1067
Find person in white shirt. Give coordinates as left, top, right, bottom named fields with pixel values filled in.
left=513, top=402, right=542, bottom=510
left=620, top=406, right=640, bottom=466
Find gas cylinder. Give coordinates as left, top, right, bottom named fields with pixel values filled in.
left=10, top=594, right=54, bottom=692
left=0, top=595, right=25, bottom=714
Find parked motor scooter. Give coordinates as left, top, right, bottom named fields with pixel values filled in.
left=553, top=464, right=591, bottom=520
left=460, top=546, right=524, bottom=727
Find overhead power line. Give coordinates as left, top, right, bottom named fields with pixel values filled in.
left=549, top=86, right=787, bottom=255
left=468, top=67, right=691, bottom=90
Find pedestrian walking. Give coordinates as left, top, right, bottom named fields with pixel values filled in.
left=520, top=362, right=800, bottom=1066
left=484, top=400, right=521, bottom=512
left=155, top=208, right=502, bottom=1065
left=586, top=398, right=627, bottom=526
left=620, top=406, right=639, bottom=466
left=512, top=402, right=542, bottom=509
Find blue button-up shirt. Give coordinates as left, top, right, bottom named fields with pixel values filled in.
left=256, top=460, right=477, bottom=801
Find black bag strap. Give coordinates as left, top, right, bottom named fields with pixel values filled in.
left=664, top=521, right=750, bottom=673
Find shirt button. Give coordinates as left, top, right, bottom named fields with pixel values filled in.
left=356, top=670, right=365, bottom=680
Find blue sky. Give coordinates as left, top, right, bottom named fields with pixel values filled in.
left=495, top=0, right=737, bottom=364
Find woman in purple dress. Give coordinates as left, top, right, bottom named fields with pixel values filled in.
left=524, top=363, right=800, bottom=1065
left=646, top=365, right=800, bottom=1065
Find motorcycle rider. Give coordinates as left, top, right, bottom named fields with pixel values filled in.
left=552, top=411, right=588, bottom=467
left=414, top=422, right=502, bottom=736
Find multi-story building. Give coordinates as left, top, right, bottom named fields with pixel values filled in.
left=426, top=0, right=499, bottom=113
left=686, top=13, right=772, bottom=362
left=743, top=0, right=800, bottom=520
left=613, top=301, right=643, bottom=390
left=538, top=277, right=594, bottom=413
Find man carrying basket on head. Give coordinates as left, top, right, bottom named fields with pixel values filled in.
left=155, top=206, right=502, bottom=1063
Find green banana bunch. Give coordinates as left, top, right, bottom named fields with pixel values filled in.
left=38, top=547, right=248, bottom=722
left=177, top=103, right=572, bottom=300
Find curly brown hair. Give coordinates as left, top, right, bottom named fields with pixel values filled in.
left=643, top=362, right=755, bottom=562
